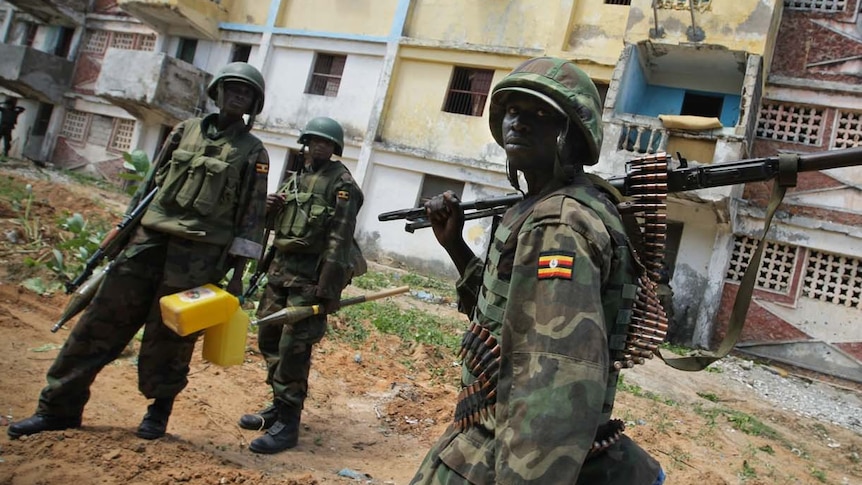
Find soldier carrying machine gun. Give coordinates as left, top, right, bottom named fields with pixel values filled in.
left=380, top=144, right=862, bottom=371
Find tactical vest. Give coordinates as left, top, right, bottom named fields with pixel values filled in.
left=142, top=118, right=261, bottom=245
left=456, top=181, right=639, bottom=430
left=272, top=161, right=350, bottom=253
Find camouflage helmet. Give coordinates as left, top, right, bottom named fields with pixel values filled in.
left=488, top=57, right=603, bottom=166
left=207, top=62, right=266, bottom=115
left=299, top=117, right=344, bottom=156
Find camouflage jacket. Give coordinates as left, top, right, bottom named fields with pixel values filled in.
left=417, top=177, right=661, bottom=484
left=136, top=114, right=270, bottom=260
left=268, top=159, right=363, bottom=300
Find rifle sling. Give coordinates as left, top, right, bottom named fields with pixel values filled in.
left=658, top=153, right=799, bottom=371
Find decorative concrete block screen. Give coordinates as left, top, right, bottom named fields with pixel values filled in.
left=832, top=110, right=862, bottom=149
left=726, top=236, right=796, bottom=295
left=784, top=0, right=847, bottom=12
left=756, top=102, right=824, bottom=145
left=61, top=110, right=90, bottom=142
left=803, top=250, right=862, bottom=309
left=109, top=119, right=135, bottom=152
left=83, top=30, right=109, bottom=55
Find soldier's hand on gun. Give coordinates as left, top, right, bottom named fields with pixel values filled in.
left=425, top=191, right=465, bottom=250
left=266, top=193, right=285, bottom=214
left=319, top=296, right=340, bottom=315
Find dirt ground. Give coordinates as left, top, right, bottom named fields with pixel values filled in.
left=0, top=163, right=861, bottom=485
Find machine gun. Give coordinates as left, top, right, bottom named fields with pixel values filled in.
left=378, top=145, right=862, bottom=371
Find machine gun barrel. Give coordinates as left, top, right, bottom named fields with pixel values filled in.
left=378, top=193, right=524, bottom=222
left=607, top=146, right=862, bottom=195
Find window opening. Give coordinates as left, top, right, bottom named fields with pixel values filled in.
left=307, top=53, right=346, bottom=97
left=443, top=67, right=494, bottom=117
left=681, top=92, right=723, bottom=119
left=31, top=103, right=54, bottom=137
left=54, top=27, right=75, bottom=57
left=418, top=175, right=465, bottom=208
left=109, top=118, right=135, bottom=152
left=784, top=0, right=846, bottom=12
left=231, top=44, right=252, bottom=63
left=832, top=110, right=862, bottom=149
left=83, top=29, right=109, bottom=55
left=803, top=250, right=862, bottom=309
left=61, top=110, right=90, bottom=142
left=177, top=37, right=198, bottom=64
left=605, top=0, right=632, bottom=4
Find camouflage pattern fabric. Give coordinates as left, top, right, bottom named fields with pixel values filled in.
left=411, top=178, right=661, bottom=484
left=257, top=159, right=363, bottom=410
left=37, top=229, right=229, bottom=419
left=33, top=114, right=269, bottom=421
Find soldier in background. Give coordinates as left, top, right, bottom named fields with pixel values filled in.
left=238, top=117, right=364, bottom=454
left=1, top=98, right=25, bottom=158
left=410, top=58, right=665, bottom=484
left=7, top=62, right=270, bottom=441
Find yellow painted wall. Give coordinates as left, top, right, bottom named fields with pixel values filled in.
left=408, top=0, right=572, bottom=52
left=564, top=0, right=629, bottom=71
left=381, top=50, right=515, bottom=160
left=226, top=0, right=269, bottom=25
left=276, top=0, right=399, bottom=37
left=626, top=0, right=781, bottom=56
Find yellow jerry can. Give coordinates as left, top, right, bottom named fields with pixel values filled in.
left=159, top=284, right=239, bottom=336
left=202, top=308, right=249, bottom=366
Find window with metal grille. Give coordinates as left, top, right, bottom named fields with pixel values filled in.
left=417, top=175, right=465, bottom=208
left=784, top=0, right=846, bottom=12
left=111, top=32, right=136, bottom=50
left=755, top=102, right=823, bottom=145
left=725, top=236, right=797, bottom=294
left=443, top=67, right=493, bottom=117
left=803, top=250, right=862, bottom=309
left=656, top=0, right=711, bottom=8
left=307, top=53, right=346, bottom=97
left=61, top=110, right=90, bottom=142
left=83, top=29, right=109, bottom=55
left=604, top=0, right=631, bottom=4
left=832, top=110, right=862, bottom=149
left=138, top=34, right=156, bottom=52
left=109, top=118, right=135, bottom=152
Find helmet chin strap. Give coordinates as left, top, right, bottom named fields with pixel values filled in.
left=554, top=120, right=575, bottom=183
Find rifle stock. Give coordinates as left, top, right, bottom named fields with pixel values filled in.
left=380, top=146, right=862, bottom=231
left=65, top=187, right=158, bottom=293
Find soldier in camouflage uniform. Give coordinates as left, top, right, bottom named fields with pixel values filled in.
left=7, top=62, right=271, bottom=441
left=238, top=116, right=364, bottom=454
left=410, top=57, right=665, bottom=484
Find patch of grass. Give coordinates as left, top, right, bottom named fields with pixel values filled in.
left=697, top=391, right=720, bottom=402
left=739, top=460, right=757, bottom=480
left=352, top=270, right=457, bottom=301
left=758, top=444, right=775, bottom=455
left=617, top=375, right=677, bottom=406
left=809, top=467, right=827, bottom=482
left=338, top=300, right=462, bottom=350
left=705, top=365, right=724, bottom=374
left=659, top=342, right=692, bottom=356
left=328, top=319, right=371, bottom=346
left=725, top=409, right=780, bottom=440
left=351, top=271, right=394, bottom=290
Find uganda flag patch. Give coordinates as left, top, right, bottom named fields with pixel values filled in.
left=337, top=190, right=350, bottom=201
left=538, top=251, right=575, bottom=280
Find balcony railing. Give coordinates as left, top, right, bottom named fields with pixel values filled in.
left=0, top=44, right=74, bottom=104
left=95, top=49, right=211, bottom=126
left=617, top=115, right=669, bottom=155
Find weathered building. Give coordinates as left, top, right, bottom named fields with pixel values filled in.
left=714, top=0, right=862, bottom=382
left=0, top=0, right=858, bottom=381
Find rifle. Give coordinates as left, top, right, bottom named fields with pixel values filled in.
left=380, top=147, right=862, bottom=230
left=64, top=186, right=158, bottom=294
left=378, top=193, right=524, bottom=233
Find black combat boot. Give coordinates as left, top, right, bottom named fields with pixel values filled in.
left=135, top=397, right=174, bottom=440
left=238, top=404, right=278, bottom=431
left=248, top=405, right=301, bottom=454
left=7, top=414, right=81, bottom=439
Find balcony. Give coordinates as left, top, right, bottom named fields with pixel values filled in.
left=117, top=0, right=232, bottom=41
left=0, top=44, right=73, bottom=104
left=3, top=0, right=87, bottom=26
left=94, top=49, right=211, bottom=126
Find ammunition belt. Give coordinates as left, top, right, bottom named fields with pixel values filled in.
left=453, top=322, right=500, bottom=431
left=587, top=419, right=626, bottom=459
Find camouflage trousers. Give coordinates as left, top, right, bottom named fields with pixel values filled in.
left=37, top=231, right=226, bottom=419
left=255, top=282, right=327, bottom=411
left=410, top=420, right=662, bottom=485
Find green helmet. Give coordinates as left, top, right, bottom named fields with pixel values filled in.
left=299, top=117, right=345, bottom=156
left=488, top=57, right=603, bottom=166
left=207, top=62, right=266, bottom=115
